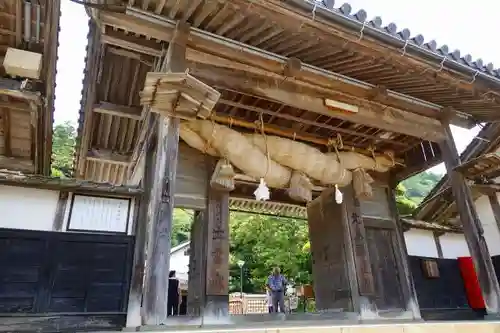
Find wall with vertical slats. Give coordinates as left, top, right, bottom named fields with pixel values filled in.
left=175, top=143, right=208, bottom=210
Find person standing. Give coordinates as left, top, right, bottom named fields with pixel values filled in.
left=167, top=270, right=180, bottom=316
left=266, top=267, right=287, bottom=313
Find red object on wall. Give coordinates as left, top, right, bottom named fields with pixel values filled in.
left=458, top=257, right=486, bottom=309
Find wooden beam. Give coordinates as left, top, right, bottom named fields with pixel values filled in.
left=102, top=34, right=162, bottom=57
left=210, top=113, right=405, bottom=162
left=0, top=170, right=143, bottom=195
left=191, top=68, right=444, bottom=141
left=2, top=110, right=11, bottom=156
left=99, top=11, right=451, bottom=131
left=0, top=100, right=31, bottom=112
left=454, top=152, right=500, bottom=180
left=438, top=121, right=500, bottom=314
left=474, top=183, right=500, bottom=195
left=86, top=148, right=132, bottom=166
left=99, top=27, right=444, bottom=141
left=94, top=102, right=143, bottom=120
left=142, top=21, right=189, bottom=326
left=0, top=156, right=34, bottom=173
left=217, top=98, right=407, bottom=147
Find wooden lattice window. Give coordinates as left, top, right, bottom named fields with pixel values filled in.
left=421, top=259, right=440, bottom=278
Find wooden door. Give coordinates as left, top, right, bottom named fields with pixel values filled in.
left=364, top=227, right=405, bottom=310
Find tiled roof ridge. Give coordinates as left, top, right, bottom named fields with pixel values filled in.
left=294, top=0, right=500, bottom=82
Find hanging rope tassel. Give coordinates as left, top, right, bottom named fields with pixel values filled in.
left=254, top=113, right=270, bottom=201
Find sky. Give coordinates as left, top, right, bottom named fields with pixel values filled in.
left=54, top=0, right=495, bottom=174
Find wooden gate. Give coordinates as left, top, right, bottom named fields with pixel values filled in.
left=0, top=228, right=134, bottom=331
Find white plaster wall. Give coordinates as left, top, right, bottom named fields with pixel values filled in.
left=0, top=185, right=59, bottom=231
left=404, top=229, right=439, bottom=257
left=439, top=233, right=470, bottom=259
left=170, top=248, right=190, bottom=282
left=475, top=194, right=500, bottom=256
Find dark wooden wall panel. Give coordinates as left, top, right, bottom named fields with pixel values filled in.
left=409, top=256, right=469, bottom=310
left=365, top=227, right=404, bottom=310
left=0, top=228, right=134, bottom=316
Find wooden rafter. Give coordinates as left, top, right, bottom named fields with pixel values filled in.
left=454, top=152, right=500, bottom=180
left=94, top=102, right=143, bottom=120
left=217, top=95, right=407, bottom=147
left=97, top=11, right=450, bottom=130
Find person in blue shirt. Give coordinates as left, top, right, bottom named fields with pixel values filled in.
left=266, top=267, right=287, bottom=313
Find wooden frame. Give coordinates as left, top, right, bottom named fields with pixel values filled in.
left=66, top=193, right=132, bottom=235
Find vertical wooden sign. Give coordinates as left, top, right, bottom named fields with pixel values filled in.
left=344, top=186, right=375, bottom=296
left=205, top=188, right=230, bottom=296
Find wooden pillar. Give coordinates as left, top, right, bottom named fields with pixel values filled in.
left=438, top=120, right=500, bottom=314
left=204, top=186, right=230, bottom=317
left=433, top=232, right=444, bottom=259
left=387, top=182, right=422, bottom=319
left=52, top=191, right=69, bottom=231
left=142, top=22, right=189, bottom=325
left=342, top=186, right=374, bottom=316
left=488, top=193, right=500, bottom=232
left=307, top=189, right=354, bottom=311
left=126, top=144, right=156, bottom=327
left=187, top=210, right=208, bottom=316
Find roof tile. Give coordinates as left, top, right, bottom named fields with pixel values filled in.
left=311, top=0, right=499, bottom=79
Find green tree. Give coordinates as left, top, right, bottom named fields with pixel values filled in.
left=229, top=212, right=311, bottom=293
left=51, top=121, right=77, bottom=177
left=396, top=171, right=443, bottom=214
left=171, top=208, right=193, bottom=247
left=400, top=171, right=443, bottom=205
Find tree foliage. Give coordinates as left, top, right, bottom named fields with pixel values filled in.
left=228, top=212, right=311, bottom=293
left=51, top=121, right=77, bottom=177
left=400, top=171, right=443, bottom=205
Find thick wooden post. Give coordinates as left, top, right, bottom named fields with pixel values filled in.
left=126, top=144, right=155, bottom=327
left=142, top=22, right=189, bottom=325
left=204, top=186, right=230, bottom=317
left=387, top=182, right=421, bottom=320
left=187, top=210, right=208, bottom=316
left=433, top=232, right=444, bottom=259
left=342, top=186, right=374, bottom=316
left=488, top=194, right=500, bottom=232
left=438, top=120, right=500, bottom=314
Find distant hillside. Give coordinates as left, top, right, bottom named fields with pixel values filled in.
left=395, top=171, right=443, bottom=216
left=401, top=171, right=443, bottom=205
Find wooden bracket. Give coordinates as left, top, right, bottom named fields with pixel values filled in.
left=284, top=57, right=302, bottom=78
left=367, top=85, right=388, bottom=101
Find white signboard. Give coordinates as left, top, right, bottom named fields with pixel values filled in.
left=68, top=195, right=130, bottom=233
